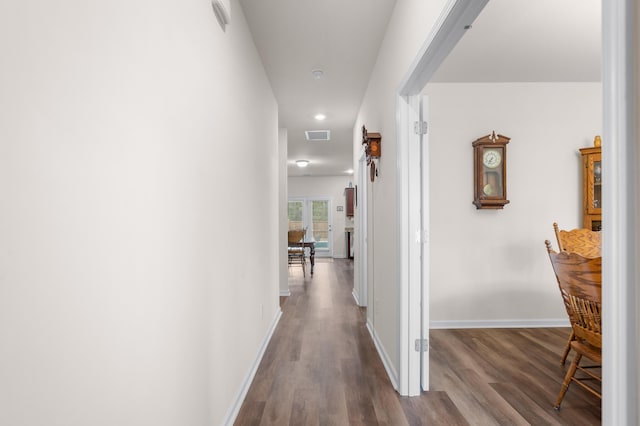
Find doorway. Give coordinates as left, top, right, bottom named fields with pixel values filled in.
left=395, top=2, right=636, bottom=425
left=288, top=197, right=333, bottom=257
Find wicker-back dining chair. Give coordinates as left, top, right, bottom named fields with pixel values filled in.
left=552, top=223, right=602, bottom=364
left=545, top=240, right=602, bottom=409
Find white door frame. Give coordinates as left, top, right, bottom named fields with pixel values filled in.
left=602, top=1, right=639, bottom=424
left=355, top=150, right=368, bottom=307
left=395, top=1, right=638, bottom=422
left=419, top=96, right=430, bottom=391
left=395, top=0, right=488, bottom=397
left=396, top=94, right=422, bottom=396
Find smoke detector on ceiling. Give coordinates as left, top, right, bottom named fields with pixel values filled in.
left=305, top=130, right=331, bottom=141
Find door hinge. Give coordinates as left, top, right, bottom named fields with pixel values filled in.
left=414, top=338, right=429, bottom=352
left=414, top=121, right=428, bottom=135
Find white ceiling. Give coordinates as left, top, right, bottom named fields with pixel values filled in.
left=432, top=0, right=601, bottom=83
left=240, top=0, right=601, bottom=177
left=240, top=0, right=397, bottom=177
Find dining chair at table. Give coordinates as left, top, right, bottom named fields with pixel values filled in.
left=288, top=229, right=306, bottom=277
left=552, top=222, right=602, bottom=364
left=545, top=240, right=602, bottom=409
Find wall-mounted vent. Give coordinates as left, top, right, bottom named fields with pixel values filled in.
left=305, top=130, right=331, bottom=141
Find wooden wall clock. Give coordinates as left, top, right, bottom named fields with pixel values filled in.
left=472, top=131, right=510, bottom=209
left=362, top=125, right=381, bottom=182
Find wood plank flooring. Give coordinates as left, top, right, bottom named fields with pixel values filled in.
left=235, top=259, right=601, bottom=425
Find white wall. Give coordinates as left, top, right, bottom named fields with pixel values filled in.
left=0, top=1, right=280, bottom=425
left=288, top=176, right=354, bottom=258
left=426, top=82, right=602, bottom=324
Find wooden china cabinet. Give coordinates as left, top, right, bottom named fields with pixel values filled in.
left=344, top=187, right=354, bottom=217
left=580, top=139, right=602, bottom=231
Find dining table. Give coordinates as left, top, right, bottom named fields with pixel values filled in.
left=288, top=241, right=315, bottom=275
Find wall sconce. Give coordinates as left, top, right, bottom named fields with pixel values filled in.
left=296, top=160, right=310, bottom=168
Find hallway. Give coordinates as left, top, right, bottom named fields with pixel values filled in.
left=235, top=259, right=600, bottom=425
left=236, top=259, right=404, bottom=424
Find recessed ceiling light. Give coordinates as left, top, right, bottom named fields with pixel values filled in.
left=311, top=69, right=324, bottom=80
left=346, top=169, right=354, bottom=175
left=314, top=114, right=326, bottom=121
left=296, top=160, right=310, bottom=168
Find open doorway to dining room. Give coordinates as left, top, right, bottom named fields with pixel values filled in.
left=395, top=2, right=636, bottom=425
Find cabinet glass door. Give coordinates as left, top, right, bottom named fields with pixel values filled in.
left=592, top=159, right=601, bottom=210
left=587, top=153, right=602, bottom=214
left=585, top=151, right=602, bottom=231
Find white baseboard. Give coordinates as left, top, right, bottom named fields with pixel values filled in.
left=223, top=308, right=282, bottom=426
left=429, top=318, right=570, bottom=329
left=280, top=290, right=291, bottom=297
left=366, top=319, right=399, bottom=391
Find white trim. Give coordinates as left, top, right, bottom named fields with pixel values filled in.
left=279, top=290, right=291, bottom=297
left=397, top=0, right=489, bottom=96
left=223, top=309, right=283, bottom=426
left=419, top=96, right=431, bottom=392
left=430, top=319, right=570, bottom=330
left=397, top=94, right=422, bottom=397
left=602, top=1, right=639, bottom=425
left=367, top=320, right=399, bottom=391
left=395, top=94, right=415, bottom=396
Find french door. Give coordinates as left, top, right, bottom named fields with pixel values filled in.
left=287, top=197, right=332, bottom=257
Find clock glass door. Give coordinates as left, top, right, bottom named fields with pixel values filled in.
left=482, top=146, right=504, bottom=198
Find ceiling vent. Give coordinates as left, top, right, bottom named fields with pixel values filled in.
left=305, top=130, right=331, bottom=141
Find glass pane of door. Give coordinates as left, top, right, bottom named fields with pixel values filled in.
left=288, top=200, right=304, bottom=230
left=311, top=200, right=329, bottom=250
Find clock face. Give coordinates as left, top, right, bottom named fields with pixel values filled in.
left=483, top=149, right=502, bottom=168
left=371, top=142, right=379, bottom=155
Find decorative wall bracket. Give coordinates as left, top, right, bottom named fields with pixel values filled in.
left=362, top=125, right=381, bottom=182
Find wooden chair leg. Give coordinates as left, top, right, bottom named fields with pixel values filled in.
left=554, top=352, right=582, bottom=409
left=560, top=330, right=575, bottom=365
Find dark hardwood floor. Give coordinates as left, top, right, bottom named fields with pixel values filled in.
left=235, top=259, right=601, bottom=425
